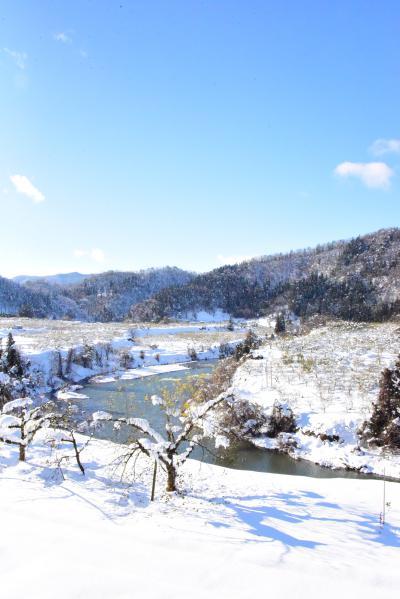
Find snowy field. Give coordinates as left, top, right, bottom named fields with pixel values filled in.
left=232, top=321, right=400, bottom=478
left=1, top=434, right=399, bottom=599
left=0, top=317, right=247, bottom=391
left=0, top=316, right=244, bottom=354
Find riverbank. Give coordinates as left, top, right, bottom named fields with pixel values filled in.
left=0, top=316, right=247, bottom=394
left=231, top=321, right=400, bottom=479
left=1, top=431, right=399, bottom=599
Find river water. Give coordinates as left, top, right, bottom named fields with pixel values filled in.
left=79, top=360, right=374, bottom=480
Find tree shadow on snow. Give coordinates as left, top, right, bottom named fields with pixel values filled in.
left=206, top=489, right=400, bottom=550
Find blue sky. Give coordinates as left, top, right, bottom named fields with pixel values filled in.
left=1, top=1, right=399, bottom=277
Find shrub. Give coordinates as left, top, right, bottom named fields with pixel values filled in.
left=120, top=351, right=134, bottom=369
left=187, top=347, right=198, bottom=361
left=265, top=402, right=297, bottom=438
left=234, top=330, right=261, bottom=361
left=226, top=317, right=234, bottom=331
left=218, top=398, right=268, bottom=439
left=219, top=343, right=234, bottom=359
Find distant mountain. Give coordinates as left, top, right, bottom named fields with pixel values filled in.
left=130, top=228, right=400, bottom=323
left=13, top=272, right=89, bottom=286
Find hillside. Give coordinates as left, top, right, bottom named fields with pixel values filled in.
left=130, top=228, right=400, bottom=322
left=0, top=275, right=84, bottom=319
left=2, top=267, right=193, bottom=322
left=60, top=267, right=194, bottom=321
left=5, top=228, right=400, bottom=323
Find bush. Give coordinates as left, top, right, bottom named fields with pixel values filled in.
left=219, top=343, right=234, bottom=359
left=226, top=317, right=234, bottom=331
left=74, top=344, right=96, bottom=369
left=187, top=347, right=198, bottom=361
left=120, top=351, right=134, bottom=369
left=265, top=402, right=297, bottom=438
left=234, top=330, right=261, bottom=361
left=218, top=398, right=268, bottom=439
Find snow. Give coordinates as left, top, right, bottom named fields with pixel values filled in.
left=0, top=434, right=399, bottom=598
left=178, top=309, right=231, bottom=322
left=231, top=321, right=400, bottom=478
left=0, top=316, right=247, bottom=394
left=56, top=389, right=89, bottom=401
left=1, top=397, right=33, bottom=413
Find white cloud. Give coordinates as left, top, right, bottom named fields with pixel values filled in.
left=3, top=47, right=27, bottom=69
left=53, top=32, right=72, bottom=44
left=10, top=175, right=45, bottom=203
left=334, top=161, right=394, bottom=189
left=74, top=248, right=105, bottom=263
left=217, top=254, right=253, bottom=266
left=370, top=138, right=400, bottom=156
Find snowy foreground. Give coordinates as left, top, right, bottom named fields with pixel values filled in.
left=1, top=434, right=399, bottom=599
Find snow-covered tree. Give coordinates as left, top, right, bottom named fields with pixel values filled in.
left=362, top=357, right=400, bottom=448
left=0, top=396, right=90, bottom=470
left=93, top=388, right=233, bottom=492
left=0, top=398, right=51, bottom=461
left=1, top=333, right=24, bottom=377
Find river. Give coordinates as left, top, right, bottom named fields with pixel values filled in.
left=78, top=360, right=375, bottom=479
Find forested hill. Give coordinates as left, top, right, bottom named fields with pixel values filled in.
left=130, top=228, right=400, bottom=322
left=3, top=228, right=400, bottom=323
left=61, top=267, right=194, bottom=321
left=1, top=267, right=194, bottom=321
left=0, top=275, right=86, bottom=320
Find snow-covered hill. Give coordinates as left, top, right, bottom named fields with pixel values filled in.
left=2, top=267, right=194, bottom=322
left=5, top=228, right=400, bottom=323
left=131, top=228, right=400, bottom=322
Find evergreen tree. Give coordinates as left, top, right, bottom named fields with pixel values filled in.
left=5, top=333, right=24, bottom=377
left=365, top=357, right=400, bottom=448
left=274, top=312, right=286, bottom=334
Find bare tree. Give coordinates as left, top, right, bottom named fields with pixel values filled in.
left=93, top=390, right=232, bottom=492
left=0, top=397, right=90, bottom=473
left=0, top=398, right=51, bottom=461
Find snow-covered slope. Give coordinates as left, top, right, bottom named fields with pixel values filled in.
left=231, top=321, right=400, bottom=478
left=1, top=434, right=399, bottom=599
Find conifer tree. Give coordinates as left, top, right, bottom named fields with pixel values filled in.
left=365, top=356, right=400, bottom=448
left=274, top=313, right=286, bottom=334
left=5, top=333, right=24, bottom=377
